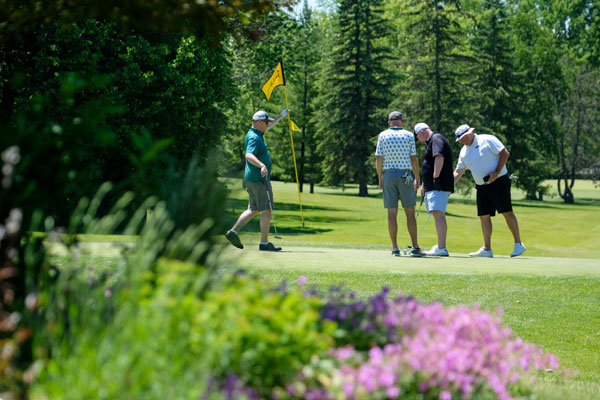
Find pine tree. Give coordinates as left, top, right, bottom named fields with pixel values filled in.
left=315, top=0, right=390, bottom=196
left=469, top=0, right=550, bottom=198
left=292, top=0, right=326, bottom=193
left=388, top=0, right=474, bottom=134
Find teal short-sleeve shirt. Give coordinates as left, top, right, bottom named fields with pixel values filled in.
left=243, top=127, right=272, bottom=182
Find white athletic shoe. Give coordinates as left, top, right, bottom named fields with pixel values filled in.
left=424, top=245, right=449, bottom=257
left=510, top=243, right=526, bottom=257
left=469, top=247, right=493, bottom=258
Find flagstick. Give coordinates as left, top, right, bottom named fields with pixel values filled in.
left=283, top=86, right=305, bottom=227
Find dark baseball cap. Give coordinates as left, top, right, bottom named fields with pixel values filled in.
left=388, top=111, right=403, bottom=121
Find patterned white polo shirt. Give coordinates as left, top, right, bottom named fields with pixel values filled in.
left=375, top=127, right=416, bottom=170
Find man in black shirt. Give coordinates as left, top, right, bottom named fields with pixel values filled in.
left=414, top=123, right=454, bottom=256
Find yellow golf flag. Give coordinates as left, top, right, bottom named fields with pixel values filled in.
left=261, top=61, right=286, bottom=101
left=289, top=120, right=301, bottom=132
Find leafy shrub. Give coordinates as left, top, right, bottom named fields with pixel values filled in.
left=30, top=266, right=335, bottom=399
left=198, top=275, right=335, bottom=398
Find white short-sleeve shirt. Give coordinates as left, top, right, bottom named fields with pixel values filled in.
left=456, top=134, right=507, bottom=185
left=375, top=127, right=416, bottom=170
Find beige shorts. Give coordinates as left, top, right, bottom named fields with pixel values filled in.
left=382, top=169, right=416, bottom=209
left=245, top=180, right=274, bottom=212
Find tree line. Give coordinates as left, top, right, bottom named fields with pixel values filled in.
left=233, top=0, right=600, bottom=202
left=2, top=0, right=599, bottom=229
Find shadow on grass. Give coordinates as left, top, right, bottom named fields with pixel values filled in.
left=229, top=222, right=332, bottom=236
left=445, top=211, right=473, bottom=219
left=224, top=199, right=339, bottom=235
left=450, top=197, right=600, bottom=210
left=225, top=198, right=343, bottom=213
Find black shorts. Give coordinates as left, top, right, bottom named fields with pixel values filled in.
left=475, top=175, right=512, bottom=216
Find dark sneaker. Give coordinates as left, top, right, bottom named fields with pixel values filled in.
left=410, top=247, right=423, bottom=257
left=225, top=230, right=243, bottom=249
left=392, top=248, right=400, bottom=257
left=259, top=242, right=282, bottom=252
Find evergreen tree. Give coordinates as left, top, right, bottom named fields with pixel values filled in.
left=470, top=0, right=554, bottom=199
left=315, top=0, right=390, bottom=196
left=556, top=62, right=600, bottom=203
left=293, top=0, right=327, bottom=193
left=387, top=0, right=474, bottom=134
left=509, top=1, right=567, bottom=199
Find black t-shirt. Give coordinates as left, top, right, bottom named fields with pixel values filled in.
left=422, top=132, right=455, bottom=193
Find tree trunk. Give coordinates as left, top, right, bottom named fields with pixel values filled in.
left=300, top=68, right=309, bottom=193
left=299, top=141, right=305, bottom=193
left=358, top=167, right=368, bottom=197
left=557, top=176, right=575, bottom=204
left=434, top=6, right=442, bottom=127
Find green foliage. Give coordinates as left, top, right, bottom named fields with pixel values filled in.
left=197, top=274, right=335, bottom=396
left=29, top=193, right=332, bottom=398
left=25, top=167, right=227, bottom=398
left=32, top=257, right=213, bottom=400
left=1, top=20, right=232, bottom=225
left=0, top=0, right=284, bottom=44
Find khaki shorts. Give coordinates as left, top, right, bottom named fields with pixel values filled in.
left=245, top=180, right=274, bottom=212
left=383, top=169, right=416, bottom=209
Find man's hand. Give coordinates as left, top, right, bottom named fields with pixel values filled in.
left=433, top=177, right=442, bottom=190
left=260, top=165, right=268, bottom=178
left=414, top=178, right=420, bottom=191
left=420, top=186, right=425, bottom=198
left=486, top=171, right=499, bottom=184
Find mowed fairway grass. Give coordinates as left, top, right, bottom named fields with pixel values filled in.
left=221, top=179, right=600, bottom=399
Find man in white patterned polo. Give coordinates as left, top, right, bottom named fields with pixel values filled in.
left=375, top=111, right=423, bottom=257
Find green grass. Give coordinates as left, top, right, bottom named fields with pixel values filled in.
left=219, top=179, right=600, bottom=399
left=223, top=178, right=600, bottom=258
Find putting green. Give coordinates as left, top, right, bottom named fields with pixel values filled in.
left=222, top=244, right=600, bottom=276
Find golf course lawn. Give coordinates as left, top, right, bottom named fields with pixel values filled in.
left=220, top=179, right=600, bottom=398
left=223, top=178, right=600, bottom=258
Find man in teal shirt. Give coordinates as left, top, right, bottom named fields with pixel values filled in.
left=226, top=108, right=288, bottom=251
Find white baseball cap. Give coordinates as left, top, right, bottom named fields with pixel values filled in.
left=253, top=110, right=274, bottom=122
left=413, top=123, right=430, bottom=135
left=455, top=124, right=474, bottom=142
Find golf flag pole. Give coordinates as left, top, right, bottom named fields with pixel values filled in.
left=261, top=60, right=305, bottom=226
left=283, top=85, right=305, bottom=227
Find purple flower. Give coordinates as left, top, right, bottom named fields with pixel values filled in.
left=439, top=390, right=452, bottom=400
left=298, top=275, right=308, bottom=285
left=386, top=386, right=400, bottom=398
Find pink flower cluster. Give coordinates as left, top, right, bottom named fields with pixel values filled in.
left=288, top=294, right=558, bottom=400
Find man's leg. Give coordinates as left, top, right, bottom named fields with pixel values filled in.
left=387, top=208, right=398, bottom=249
left=260, top=209, right=271, bottom=243
left=404, top=207, right=418, bottom=249
left=479, top=215, right=493, bottom=250
left=231, top=209, right=260, bottom=233
left=502, top=211, right=522, bottom=243
left=432, top=210, right=447, bottom=249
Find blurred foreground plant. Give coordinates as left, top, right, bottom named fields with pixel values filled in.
left=0, top=155, right=226, bottom=399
